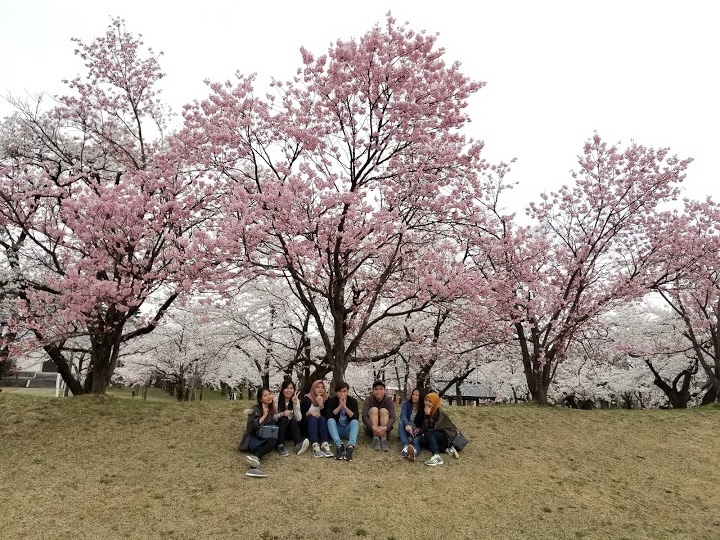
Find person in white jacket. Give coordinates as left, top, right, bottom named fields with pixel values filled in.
left=273, top=378, right=310, bottom=457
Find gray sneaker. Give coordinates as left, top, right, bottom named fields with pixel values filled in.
left=321, top=442, right=334, bottom=458
left=446, top=445, right=459, bottom=459
left=424, top=454, right=444, bottom=466
left=245, top=455, right=260, bottom=468
left=373, top=436, right=381, bottom=451
left=245, top=468, right=267, bottom=478
left=277, top=444, right=290, bottom=457
left=380, top=438, right=389, bottom=452
left=296, top=438, right=310, bottom=455
left=312, top=443, right=324, bottom=458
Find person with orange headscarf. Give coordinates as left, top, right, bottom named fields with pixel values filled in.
left=417, top=392, right=459, bottom=466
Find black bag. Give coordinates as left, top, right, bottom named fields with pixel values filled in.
left=256, top=425, right=279, bottom=439
left=451, top=432, right=469, bottom=452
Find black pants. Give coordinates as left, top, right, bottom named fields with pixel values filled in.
left=249, top=437, right=276, bottom=460
left=422, top=430, right=449, bottom=455
left=276, top=416, right=303, bottom=447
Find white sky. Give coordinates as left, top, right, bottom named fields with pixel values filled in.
left=1, top=0, right=717, bottom=213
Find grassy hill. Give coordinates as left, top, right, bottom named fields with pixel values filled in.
left=0, top=392, right=718, bottom=540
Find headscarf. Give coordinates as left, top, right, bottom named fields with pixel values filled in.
left=426, top=392, right=441, bottom=417
left=305, top=380, right=326, bottom=406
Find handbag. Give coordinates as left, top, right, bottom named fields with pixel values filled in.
left=256, top=425, right=279, bottom=439
left=451, top=432, right=469, bottom=452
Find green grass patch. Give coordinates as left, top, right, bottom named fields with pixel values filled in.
left=0, top=393, right=718, bottom=540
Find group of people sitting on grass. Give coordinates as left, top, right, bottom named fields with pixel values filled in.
left=238, top=378, right=463, bottom=477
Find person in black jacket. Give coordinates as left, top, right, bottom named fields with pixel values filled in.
left=238, top=387, right=279, bottom=477
left=418, top=392, right=460, bottom=467
left=325, top=381, right=359, bottom=461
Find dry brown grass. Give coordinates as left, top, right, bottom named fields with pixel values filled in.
left=1, top=393, right=718, bottom=540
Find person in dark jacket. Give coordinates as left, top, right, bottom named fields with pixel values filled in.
left=398, top=387, right=425, bottom=461
left=418, top=392, right=459, bottom=466
left=361, top=380, right=396, bottom=452
left=325, top=381, right=360, bottom=461
left=238, top=387, right=279, bottom=477
left=300, top=380, right=333, bottom=458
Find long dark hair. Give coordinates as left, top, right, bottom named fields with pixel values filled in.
left=256, top=387, right=275, bottom=415
left=408, top=387, right=425, bottom=409
left=408, top=387, right=426, bottom=423
left=277, top=379, right=295, bottom=413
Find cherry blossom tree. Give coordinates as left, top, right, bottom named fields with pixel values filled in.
left=180, top=15, right=486, bottom=384
left=464, top=135, right=691, bottom=404
left=0, top=19, right=217, bottom=394
left=650, top=199, right=720, bottom=404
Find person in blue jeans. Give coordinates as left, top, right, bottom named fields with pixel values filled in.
left=326, top=381, right=359, bottom=461
left=398, top=387, right=425, bottom=462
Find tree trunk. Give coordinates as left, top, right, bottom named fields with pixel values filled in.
left=516, top=324, right=552, bottom=405
left=416, top=367, right=431, bottom=392
left=43, top=344, right=84, bottom=396
left=700, top=379, right=719, bottom=405
left=84, top=332, right=122, bottom=394
left=523, top=362, right=550, bottom=405
left=645, top=359, right=695, bottom=409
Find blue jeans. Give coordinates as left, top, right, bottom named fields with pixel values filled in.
left=303, top=415, right=330, bottom=444
left=398, top=421, right=422, bottom=454
left=327, top=418, right=359, bottom=447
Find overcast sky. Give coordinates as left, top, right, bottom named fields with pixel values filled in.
left=1, top=0, right=717, bottom=212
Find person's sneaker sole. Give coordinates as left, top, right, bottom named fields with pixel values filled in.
left=245, top=468, right=267, bottom=478
left=245, top=455, right=260, bottom=468
left=296, top=439, right=310, bottom=455
left=407, top=445, right=415, bottom=462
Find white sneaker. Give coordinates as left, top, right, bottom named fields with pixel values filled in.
left=296, top=438, right=310, bottom=455
left=447, top=446, right=459, bottom=459
left=424, top=454, right=444, bottom=466
left=245, top=455, right=260, bottom=468
left=401, top=445, right=409, bottom=458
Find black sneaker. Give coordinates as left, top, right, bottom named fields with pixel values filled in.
left=335, top=444, right=345, bottom=460
left=345, top=445, right=354, bottom=461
